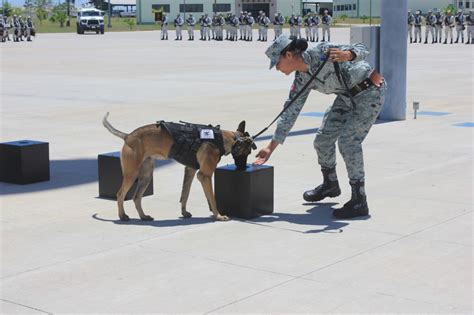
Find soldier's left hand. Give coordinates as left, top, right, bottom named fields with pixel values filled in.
left=328, top=48, right=353, bottom=62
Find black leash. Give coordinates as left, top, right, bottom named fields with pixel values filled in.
left=252, top=53, right=356, bottom=141
left=252, top=56, right=329, bottom=140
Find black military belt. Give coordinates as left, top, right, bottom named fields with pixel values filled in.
left=349, top=78, right=374, bottom=97
left=349, top=71, right=384, bottom=97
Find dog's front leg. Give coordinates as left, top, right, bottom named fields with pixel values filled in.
left=196, top=171, right=229, bottom=221
left=180, top=166, right=197, bottom=218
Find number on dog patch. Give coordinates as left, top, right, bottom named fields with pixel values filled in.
left=200, top=129, right=214, bottom=139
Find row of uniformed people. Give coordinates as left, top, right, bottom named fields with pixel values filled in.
left=289, top=10, right=332, bottom=42
left=408, top=9, right=474, bottom=44
left=0, top=15, right=35, bottom=42
left=159, top=11, right=333, bottom=42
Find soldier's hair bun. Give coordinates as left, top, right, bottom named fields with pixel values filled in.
left=286, top=36, right=308, bottom=54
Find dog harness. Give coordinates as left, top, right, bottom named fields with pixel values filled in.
left=157, top=121, right=225, bottom=170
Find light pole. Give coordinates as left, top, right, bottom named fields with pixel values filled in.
left=108, top=0, right=112, bottom=27
left=183, top=0, right=186, bottom=19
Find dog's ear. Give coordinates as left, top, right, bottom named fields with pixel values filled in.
left=237, top=121, right=246, bottom=134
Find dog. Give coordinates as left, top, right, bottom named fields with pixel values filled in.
left=102, top=113, right=256, bottom=222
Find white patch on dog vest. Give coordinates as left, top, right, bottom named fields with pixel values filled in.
left=200, top=129, right=215, bottom=139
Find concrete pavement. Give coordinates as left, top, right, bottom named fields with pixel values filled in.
left=0, top=28, right=472, bottom=314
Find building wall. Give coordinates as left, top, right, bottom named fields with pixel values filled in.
left=332, top=0, right=467, bottom=18
left=137, top=0, right=302, bottom=24
left=137, top=0, right=237, bottom=24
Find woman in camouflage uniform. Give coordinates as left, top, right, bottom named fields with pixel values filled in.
left=254, top=35, right=386, bottom=219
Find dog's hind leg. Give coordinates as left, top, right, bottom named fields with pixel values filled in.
left=179, top=166, right=197, bottom=218
left=117, top=146, right=140, bottom=221
left=134, top=157, right=155, bottom=221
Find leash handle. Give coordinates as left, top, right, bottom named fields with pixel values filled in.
left=252, top=56, right=329, bottom=140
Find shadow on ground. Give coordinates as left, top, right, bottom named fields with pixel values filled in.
left=92, top=213, right=214, bottom=227
left=247, top=202, right=370, bottom=233
left=0, top=159, right=173, bottom=195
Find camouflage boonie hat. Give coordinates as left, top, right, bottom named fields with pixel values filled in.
left=265, top=35, right=292, bottom=70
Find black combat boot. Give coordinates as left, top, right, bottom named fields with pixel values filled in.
left=443, top=39, right=447, bottom=44
left=303, top=167, right=341, bottom=202
left=450, top=38, right=453, bottom=44
left=333, top=180, right=369, bottom=219
left=424, top=39, right=428, bottom=44
left=455, top=38, right=458, bottom=43
left=410, top=38, right=413, bottom=43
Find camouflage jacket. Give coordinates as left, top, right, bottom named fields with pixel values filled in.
left=273, top=42, right=371, bottom=144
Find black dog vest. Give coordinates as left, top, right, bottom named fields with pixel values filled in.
left=158, top=121, right=225, bottom=170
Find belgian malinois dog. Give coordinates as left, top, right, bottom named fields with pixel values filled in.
left=103, top=113, right=256, bottom=222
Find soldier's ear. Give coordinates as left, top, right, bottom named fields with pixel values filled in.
left=237, top=121, right=246, bottom=133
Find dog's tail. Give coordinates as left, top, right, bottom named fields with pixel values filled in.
left=103, top=112, right=127, bottom=140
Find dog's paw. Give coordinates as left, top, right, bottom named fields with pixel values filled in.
left=182, top=211, right=192, bottom=218
left=119, top=214, right=130, bottom=221
left=140, top=215, right=154, bottom=221
left=215, top=215, right=230, bottom=221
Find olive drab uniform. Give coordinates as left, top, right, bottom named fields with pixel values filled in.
left=435, top=12, right=443, bottom=43
left=444, top=13, right=455, bottom=44
left=186, top=15, right=196, bottom=40
left=424, top=12, right=436, bottom=43
left=273, top=13, right=284, bottom=40
left=161, top=14, right=168, bottom=40
left=413, top=12, right=422, bottom=43
left=407, top=11, right=415, bottom=43
left=322, top=12, right=332, bottom=41
left=265, top=35, right=386, bottom=218
left=174, top=15, right=184, bottom=40
left=455, top=10, right=465, bottom=43
left=466, top=11, right=474, bottom=44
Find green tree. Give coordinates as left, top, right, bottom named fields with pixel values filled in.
left=361, top=15, right=369, bottom=23
left=49, top=2, right=67, bottom=27
left=34, top=0, right=51, bottom=25
left=12, top=7, right=24, bottom=16
left=443, top=4, right=456, bottom=15
left=340, top=14, right=348, bottom=22
left=1, top=1, right=13, bottom=16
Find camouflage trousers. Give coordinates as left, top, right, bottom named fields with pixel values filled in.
left=314, top=82, right=387, bottom=182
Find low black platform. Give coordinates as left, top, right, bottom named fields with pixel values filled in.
left=0, top=140, right=50, bottom=185
left=215, top=164, right=274, bottom=219
left=98, top=151, right=153, bottom=200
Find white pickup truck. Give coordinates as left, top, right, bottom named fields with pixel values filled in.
left=76, top=8, right=105, bottom=34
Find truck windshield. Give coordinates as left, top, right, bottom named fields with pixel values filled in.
left=82, top=11, right=101, bottom=17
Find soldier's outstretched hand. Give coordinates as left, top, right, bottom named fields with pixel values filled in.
left=253, top=140, right=279, bottom=165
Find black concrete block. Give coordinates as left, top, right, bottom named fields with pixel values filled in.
left=0, top=140, right=50, bottom=185
left=215, top=164, right=273, bottom=219
left=98, top=151, right=153, bottom=200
